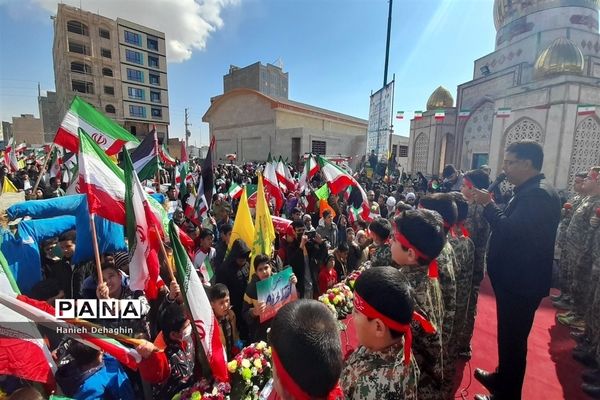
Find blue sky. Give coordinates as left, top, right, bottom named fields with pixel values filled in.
left=0, top=0, right=495, bottom=146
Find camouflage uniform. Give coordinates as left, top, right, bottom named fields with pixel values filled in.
left=435, top=241, right=457, bottom=389
left=583, top=213, right=600, bottom=352
left=371, top=243, right=397, bottom=268
left=555, top=195, right=584, bottom=298
left=461, top=204, right=489, bottom=351
left=447, top=233, right=474, bottom=390
left=341, top=342, right=420, bottom=400
left=397, top=265, right=445, bottom=400
left=565, top=195, right=600, bottom=316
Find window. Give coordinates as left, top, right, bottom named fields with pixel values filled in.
left=68, top=41, right=89, bottom=55
left=311, top=140, right=326, bottom=155
left=148, top=55, right=159, bottom=68
left=72, top=80, right=94, bottom=94
left=99, top=28, right=110, bottom=39
left=129, top=105, right=146, bottom=118
left=102, top=67, right=113, bottom=77
left=105, top=105, right=116, bottom=114
left=126, top=49, right=143, bottom=65
left=471, top=153, right=489, bottom=169
left=124, top=30, right=141, bottom=46
left=104, top=86, right=115, bottom=95
left=70, top=61, right=91, bottom=74
left=101, top=48, right=112, bottom=58
left=128, top=87, right=145, bottom=100
left=127, top=68, right=143, bottom=83
left=399, top=145, right=409, bottom=157
left=150, top=91, right=161, bottom=103
left=67, top=20, right=88, bottom=36
left=151, top=108, right=162, bottom=119
left=149, top=73, right=160, bottom=85
left=147, top=37, right=158, bottom=51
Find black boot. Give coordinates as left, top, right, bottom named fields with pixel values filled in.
left=573, top=349, right=599, bottom=368
left=582, top=383, right=600, bottom=399
left=583, top=369, right=600, bottom=384
left=474, top=368, right=498, bottom=393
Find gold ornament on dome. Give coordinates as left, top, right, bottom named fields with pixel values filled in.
left=426, top=86, right=454, bottom=111
left=534, top=37, right=584, bottom=79
left=494, top=0, right=600, bottom=30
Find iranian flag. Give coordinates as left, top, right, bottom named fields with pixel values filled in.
left=396, top=111, right=404, bottom=120
left=4, top=138, right=19, bottom=172
left=276, top=157, right=295, bottom=192
left=458, top=109, right=470, bottom=119
left=54, top=96, right=139, bottom=156
left=414, top=111, right=423, bottom=120
left=78, top=128, right=126, bottom=225
left=318, top=156, right=369, bottom=219
left=48, top=147, right=63, bottom=180
left=123, top=149, right=163, bottom=300
left=496, top=107, right=512, bottom=118
left=131, top=127, right=159, bottom=182
left=263, top=154, right=284, bottom=213
left=227, top=181, right=243, bottom=199
left=434, top=110, right=445, bottom=120
left=298, top=154, right=319, bottom=193
left=159, top=144, right=176, bottom=166
left=168, top=221, right=229, bottom=383
left=578, top=104, right=596, bottom=116
left=185, top=175, right=208, bottom=226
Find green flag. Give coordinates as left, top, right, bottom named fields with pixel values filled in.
left=315, top=183, right=330, bottom=200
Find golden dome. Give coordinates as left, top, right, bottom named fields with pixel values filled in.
left=534, top=38, right=584, bottom=80
left=494, top=0, right=600, bottom=30
left=426, top=86, right=454, bottom=111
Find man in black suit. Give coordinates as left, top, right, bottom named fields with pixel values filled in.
left=470, top=140, right=561, bottom=400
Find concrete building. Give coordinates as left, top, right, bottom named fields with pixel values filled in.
left=203, top=87, right=367, bottom=168
left=38, top=91, right=60, bottom=143
left=390, top=134, right=410, bottom=172
left=224, top=62, right=289, bottom=99
left=11, top=114, right=44, bottom=146
left=407, top=0, right=600, bottom=192
left=0, top=122, right=11, bottom=147
left=52, top=4, right=169, bottom=142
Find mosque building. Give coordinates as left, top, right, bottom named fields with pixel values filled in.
left=408, top=0, right=600, bottom=191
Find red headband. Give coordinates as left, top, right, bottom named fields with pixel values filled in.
left=272, top=349, right=343, bottom=400
left=463, top=176, right=474, bottom=189
left=589, top=170, right=600, bottom=181
left=393, top=230, right=439, bottom=278
left=353, top=292, right=436, bottom=366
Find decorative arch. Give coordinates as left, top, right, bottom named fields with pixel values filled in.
left=105, top=104, right=116, bottom=114
left=502, top=117, right=544, bottom=149
left=413, top=132, right=429, bottom=173
left=462, top=101, right=494, bottom=169
left=567, top=116, right=600, bottom=187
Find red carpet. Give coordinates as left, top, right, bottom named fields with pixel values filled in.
left=453, top=277, right=588, bottom=400
left=341, top=276, right=590, bottom=399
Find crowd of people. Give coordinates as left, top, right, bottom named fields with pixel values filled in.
left=0, top=139, right=597, bottom=400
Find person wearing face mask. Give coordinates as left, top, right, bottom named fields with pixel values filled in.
left=137, top=302, right=198, bottom=399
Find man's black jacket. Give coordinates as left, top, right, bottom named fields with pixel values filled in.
left=483, top=174, right=560, bottom=299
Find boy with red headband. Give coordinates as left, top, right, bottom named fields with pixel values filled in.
left=390, top=209, right=447, bottom=400
left=269, top=299, right=344, bottom=400
left=341, top=266, right=424, bottom=399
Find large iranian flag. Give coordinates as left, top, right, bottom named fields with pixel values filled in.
left=55, top=96, right=139, bottom=155
left=263, top=154, right=284, bottom=212
left=169, top=221, right=229, bottom=383
left=123, top=150, right=162, bottom=300
left=78, top=128, right=127, bottom=225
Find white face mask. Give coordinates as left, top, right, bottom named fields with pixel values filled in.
left=182, top=324, right=193, bottom=340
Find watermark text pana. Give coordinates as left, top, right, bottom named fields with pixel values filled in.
left=55, top=299, right=142, bottom=319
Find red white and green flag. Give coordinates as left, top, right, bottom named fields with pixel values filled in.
left=317, top=155, right=370, bottom=219
left=577, top=104, right=596, bottom=116
left=185, top=175, right=208, bottom=226
left=396, top=111, right=404, bottom=120
left=78, top=128, right=127, bottom=225
left=4, top=138, right=19, bottom=172
left=434, top=110, right=445, bottom=120
left=496, top=107, right=512, bottom=118
left=227, top=181, right=243, bottom=199
left=276, top=157, right=295, bottom=192
left=458, top=109, right=470, bottom=119
left=414, top=111, right=423, bottom=120
left=123, top=149, right=163, bottom=300
left=168, top=221, right=229, bottom=383
left=263, top=153, right=284, bottom=212
left=130, top=127, right=159, bottom=182
left=298, top=154, right=318, bottom=193
left=48, top=147, right=63, bottom=180
left=159, top=143, right=176, bottom=166
left=55, top=96, right=139, bottom=155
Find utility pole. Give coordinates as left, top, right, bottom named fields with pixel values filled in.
left=184, top=108, right=191, bottom=151
left=383, top=0, right=393, bottom=87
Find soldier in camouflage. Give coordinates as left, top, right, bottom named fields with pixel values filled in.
left=389, top=209, right=447, bottom=400
left=342, top=267, right=421, bottom=400
left=369, top=217, right=396, bottom=268
left=553, top=172, right=588, bottom=309
left=557, top=167, right=600, bottom=330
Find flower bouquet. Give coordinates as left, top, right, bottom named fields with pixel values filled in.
left=318, top=283, right=354, bottom=320
left=227, top=341, right=272, bottom=400
left=172, top=378, right=231, bottom=400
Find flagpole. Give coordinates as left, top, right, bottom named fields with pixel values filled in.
left=89, top=213, right=104, bottom=285
left=31, top=143, right=56, bottom=195
left=156, top=228, right=176, bottom=283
